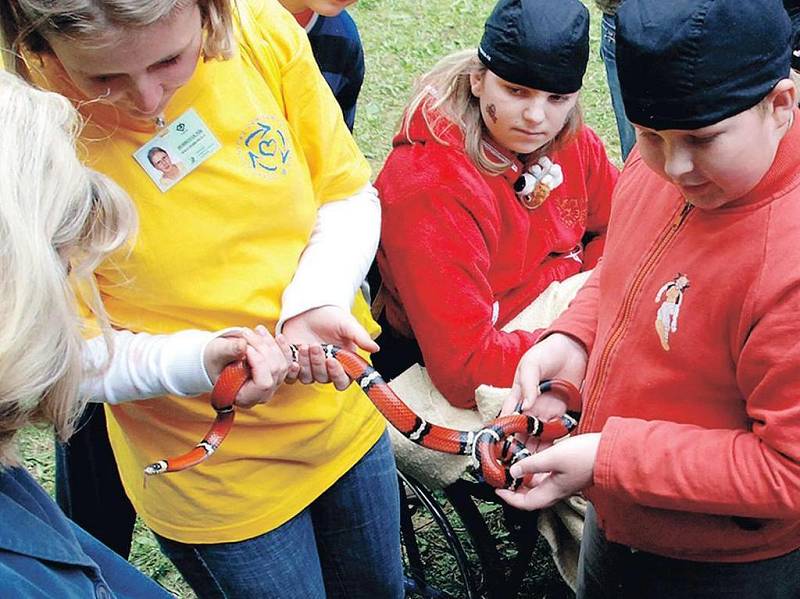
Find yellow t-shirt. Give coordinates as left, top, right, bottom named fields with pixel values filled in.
left=31, top=0, right=384, bottom=543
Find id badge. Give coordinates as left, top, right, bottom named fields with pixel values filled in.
left=133, top=108, right=221, bottom=192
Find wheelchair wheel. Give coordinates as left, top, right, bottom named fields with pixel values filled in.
left=398, top=470, right=482, bottom=599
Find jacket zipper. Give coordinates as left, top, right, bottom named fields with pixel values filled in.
left=580, top=201, right=694, bottom=431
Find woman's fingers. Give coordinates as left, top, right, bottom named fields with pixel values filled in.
left=325, top=358, right=350, bottom=390
left=307, top=344, right=331, bottom=384
left=338, top=319, right=379, bottom=353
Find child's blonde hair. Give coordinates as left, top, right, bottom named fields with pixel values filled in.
left=0, top=0, right=236, bottom=78
left=402, top=49, right=584, bottom=175
left=0, top=71, right=136, bottom=464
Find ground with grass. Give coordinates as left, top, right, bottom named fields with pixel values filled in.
left=22, top=1, right=620, bottom=597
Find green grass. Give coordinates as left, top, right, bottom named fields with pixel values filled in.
left=21, top=1, right=619, bottom=597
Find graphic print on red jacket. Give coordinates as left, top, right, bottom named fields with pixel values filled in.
left=549, top=118, right=800, bottom=562
left=374, top=106, right=618, bottom=407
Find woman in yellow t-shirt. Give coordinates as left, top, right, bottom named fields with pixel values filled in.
left=1, top=1, right=403, bottom=597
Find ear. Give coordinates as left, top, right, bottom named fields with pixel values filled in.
left=469, top=71, right=484, bottom=98
left=765, top=78, right=797, bottom=126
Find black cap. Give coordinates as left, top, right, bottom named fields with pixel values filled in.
left=616, top=0, right=792, bottom=130
left=478, top=0, right=589, bottom=95
left=784, top=0, right=800, bottom=69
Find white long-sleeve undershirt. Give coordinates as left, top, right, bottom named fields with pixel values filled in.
left=276, top=182, right=381, bottom=332
left=82, top=184, right=380, bottom=403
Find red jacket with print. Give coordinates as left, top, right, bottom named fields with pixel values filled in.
left=550, top=116, right=800, bottom=562
left=374, top=106, right=618, bottom=407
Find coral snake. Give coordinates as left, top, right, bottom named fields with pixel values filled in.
left=144, top=345, right=581, bottom=489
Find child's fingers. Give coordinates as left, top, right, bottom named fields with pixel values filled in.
left=235, top=324, right=297, bottom=408
left=241, top=325, right=289, bottom=379
left=501, top=380, right=525, bottom=416
left=517, top=372, right=542, bottom=412
left=531, top=394, right=568, bottom=421
left=276, top=334, right=300, bottom=383
left=286, top=360, right=301, bottom=383
left=495, top=477, right=560, bottom=511
left=234, top=345, right=277, bottom=408
left=509, top=451, right=553, bottom=479
left=203, top=335, right=247, bottom=383
left=275, top=334, right=296, bottom=363
left=216, top=336, right=247, bottom=361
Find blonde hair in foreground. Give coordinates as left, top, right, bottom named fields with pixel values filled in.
left=0, top=0, right=235, bottom=78
left=0, top=71, right=136, bottom=465
left=402, top=50, right=584, bottom=174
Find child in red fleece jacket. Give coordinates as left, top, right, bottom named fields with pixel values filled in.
left=371, top=0, right=618, bottom=408
left=499, top=1, right=800, bottom=597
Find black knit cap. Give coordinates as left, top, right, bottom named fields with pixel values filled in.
left=784, top=0, right=800, bottom=69
left=616, top=0, right=792, bottom=131
left=478, top=0, right=589, bottom=95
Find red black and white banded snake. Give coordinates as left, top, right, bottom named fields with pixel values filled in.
left=144, top=345, right=581, bottom=490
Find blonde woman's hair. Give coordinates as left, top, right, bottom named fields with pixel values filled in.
left=0, top=71, right=136, bottom=465
left=0, top=0, right=236, bottom=78
left=402, top=49, right=584, bottom=175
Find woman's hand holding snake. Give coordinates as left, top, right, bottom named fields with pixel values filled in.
left=282, top=306, right=379, bottom=391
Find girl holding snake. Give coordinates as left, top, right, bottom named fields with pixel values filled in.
left=371, top=0, right=618, bottom=411
left=1, top=1, right=403, bottom=597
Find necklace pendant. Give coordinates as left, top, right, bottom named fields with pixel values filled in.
left=518, top=183, right=551, bottom=210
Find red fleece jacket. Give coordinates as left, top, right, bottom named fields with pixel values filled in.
left=550, top=113, right=800, bottom=562
left=375, top=107, right=618, bottom=407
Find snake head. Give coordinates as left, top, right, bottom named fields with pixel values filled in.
left=144, top=460, right=168, bottom=476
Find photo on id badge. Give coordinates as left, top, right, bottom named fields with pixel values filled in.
left=133, top=108, right=221, bottom=192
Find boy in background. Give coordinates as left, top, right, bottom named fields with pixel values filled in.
left=282, top=0, right=364, bottom=131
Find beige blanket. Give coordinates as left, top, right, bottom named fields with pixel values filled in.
left=386, top=270, right=592, bottom=590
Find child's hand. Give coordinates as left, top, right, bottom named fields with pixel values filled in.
left=204, top=327, right=299, bottom=408
left=282, top=306, right=380, bottom=391
left=501, top=333, right=588, bottom=419
left=495, top=433, right=601, bottom=511
left=203, top=334, right=247, bottom=383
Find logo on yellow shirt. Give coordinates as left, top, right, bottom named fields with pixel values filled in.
left=239, top=117, right=291, bottom=176
left=654, top=273, right=690, bottom=351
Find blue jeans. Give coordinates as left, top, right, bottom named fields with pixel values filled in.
left=600, top=14, right=636, bottom=162
left=155, top=431, right=403, bottom=599
left=577, top=504, right=800, bottom=599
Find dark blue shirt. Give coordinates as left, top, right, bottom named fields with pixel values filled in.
left=306, top=10, right=365, bottom=131
left=0, top=467, right=171, bottom=598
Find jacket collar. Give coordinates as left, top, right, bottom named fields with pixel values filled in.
left=481, top=140, right=526, bottom=185
left=0, top=467, right=97, bottom=570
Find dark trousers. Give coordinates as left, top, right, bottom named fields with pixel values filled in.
left=577, top=503, right=800, bottom=599
left=55, top=403, right=137, bottom=558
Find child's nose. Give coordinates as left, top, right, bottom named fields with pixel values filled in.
left=663, top=145, right=695, bottom=180
left=522, top=99, right=546, bottom=124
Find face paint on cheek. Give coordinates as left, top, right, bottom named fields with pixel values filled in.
left=486, top=103, right=498, bottom=124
